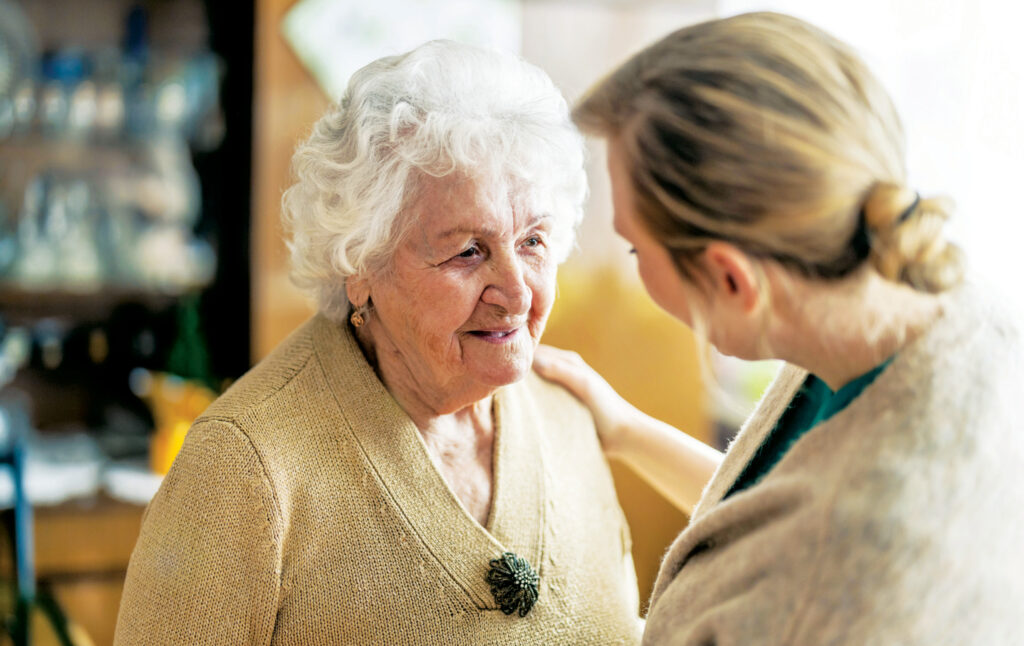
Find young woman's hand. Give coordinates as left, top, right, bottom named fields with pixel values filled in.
left=533, top=343, right=722, bottom=515
left=532, top=344, right=636, bottom=455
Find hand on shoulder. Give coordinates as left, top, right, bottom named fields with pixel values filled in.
left=532, top=345, right=635, bottom=455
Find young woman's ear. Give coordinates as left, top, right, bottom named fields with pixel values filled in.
left=701, top=242, right=762, bottom=314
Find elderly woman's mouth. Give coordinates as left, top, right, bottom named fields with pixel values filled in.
left=468, top=328, right=521, bottom=343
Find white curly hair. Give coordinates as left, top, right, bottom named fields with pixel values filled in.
left=281, top=39, right=587, bottom=322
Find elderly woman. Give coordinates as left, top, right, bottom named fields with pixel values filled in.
left=115, top=41, right=641, bottom=645
left=535, top=12, right=1024, bottom=645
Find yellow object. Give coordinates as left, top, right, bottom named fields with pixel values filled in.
left=132, top=371, right=217, bottom=475
left=150, top=419, right=192, bottom=475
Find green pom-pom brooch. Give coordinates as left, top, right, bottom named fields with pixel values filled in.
left=485, top=551, right=539, bottom=617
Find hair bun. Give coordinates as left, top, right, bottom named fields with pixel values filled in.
left=862, top=183, right=918, bottom=232
left=862, top=182, right=963, bottom=293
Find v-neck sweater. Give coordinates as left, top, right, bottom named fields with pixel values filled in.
left=115, top=314, right=642, bottom=645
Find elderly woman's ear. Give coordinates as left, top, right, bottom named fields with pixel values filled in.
left=345, top=275, right=372, bottom=310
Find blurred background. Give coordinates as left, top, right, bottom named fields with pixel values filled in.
left=0, top=0, right=1019, bottom=643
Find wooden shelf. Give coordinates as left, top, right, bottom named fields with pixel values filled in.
left=0, top=493, right=147, bottom=646
left=33, top=494, right=146, bottom=578
left=0, top=283, right=183, bottom=325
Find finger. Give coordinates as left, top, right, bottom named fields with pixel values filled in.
left=532, top=351, right=565, bottom=379
left=536, top=344, right=584, bottom=366
left=534, top=358, right=590, bottom=398
left=533, top=348, right=553, bottom=374
left=534, top=345, right=573, bottom=370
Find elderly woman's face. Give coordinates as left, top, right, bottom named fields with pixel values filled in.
left=360, top=175, right=557, bottom=410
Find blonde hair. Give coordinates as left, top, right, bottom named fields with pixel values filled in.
left=575, top=12, right=963, bottom=294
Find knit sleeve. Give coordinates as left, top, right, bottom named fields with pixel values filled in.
left=114, top=419, right=283, bottom=646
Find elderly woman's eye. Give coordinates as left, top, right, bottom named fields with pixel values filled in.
left=522, top=236, right=542, bottom=248
left=456, top=245, right=480, bottom=259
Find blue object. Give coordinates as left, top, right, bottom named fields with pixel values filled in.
left=0, top=326, right=73, bottom=646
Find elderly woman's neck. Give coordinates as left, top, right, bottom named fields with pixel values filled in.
left=352, top=320, right=497, bottom=431
left=767, top=270, right=945, bottom=391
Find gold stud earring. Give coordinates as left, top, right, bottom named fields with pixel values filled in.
left=350, top=309, right=365, bottom=328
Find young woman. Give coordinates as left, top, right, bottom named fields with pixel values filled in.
left=536, top=12, right=1024, bottom=645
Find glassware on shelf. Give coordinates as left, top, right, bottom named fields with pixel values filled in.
left=10, top=172, right=102, bottom=290
left=0, top=51, right=222, bottom=294
left=0, top=0, right=37, bottom=101
left=4, top=157, right=214, bottom=294
left=11, top=173, right=55, bottom=287
left=10, top=80, right=35, bottom=136
left=0, top=0, right=223, bottom=302
left=0, top=0, right=37, bottom=141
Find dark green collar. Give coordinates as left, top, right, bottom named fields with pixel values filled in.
left=809, top=358, right=892, bottom=428
left=725, top=357, right=893, bottom=498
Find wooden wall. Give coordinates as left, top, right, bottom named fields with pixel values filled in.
left=252, top=0, right=323, bottom=356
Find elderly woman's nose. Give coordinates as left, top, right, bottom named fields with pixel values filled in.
left=482, top=258, right=532, bottom=315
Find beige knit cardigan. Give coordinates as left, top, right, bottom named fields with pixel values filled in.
left=115, top=315, right=642, bottom=645
left=643, top=284, right=1024, bottom=645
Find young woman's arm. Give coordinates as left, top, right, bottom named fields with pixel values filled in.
left=533, top=345, right=722, bottom=515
